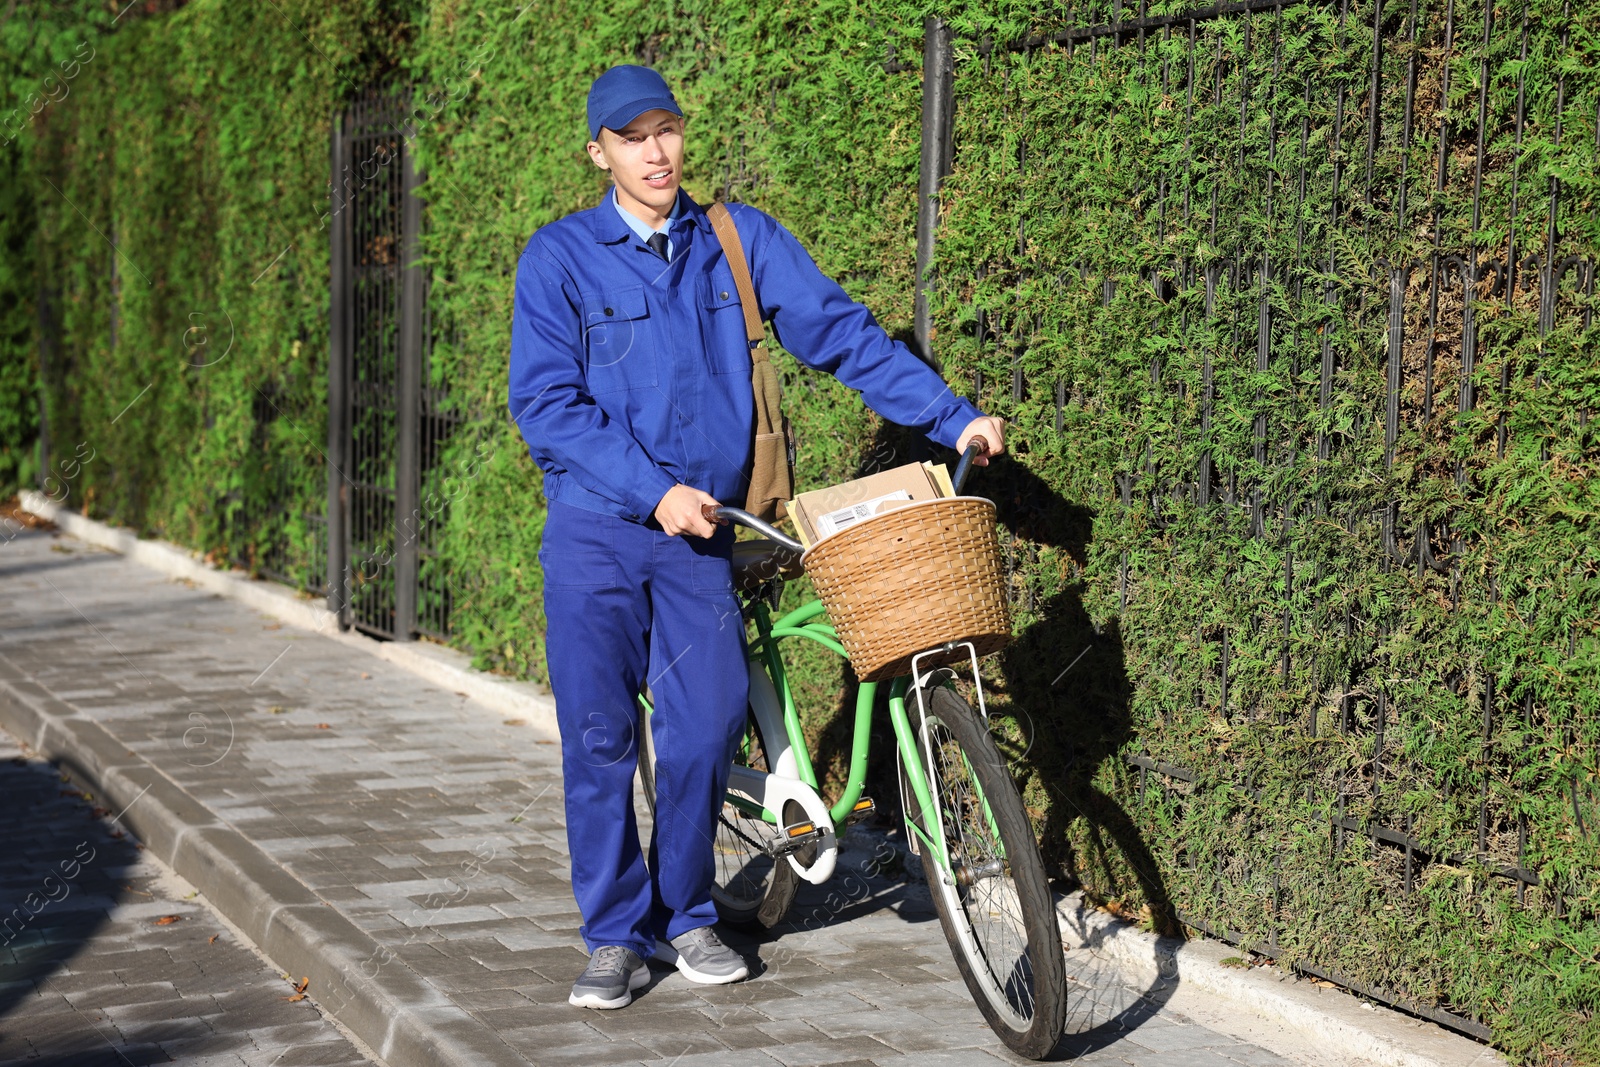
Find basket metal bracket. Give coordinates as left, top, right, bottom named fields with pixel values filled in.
left=910, top=640, right=989, bottom=719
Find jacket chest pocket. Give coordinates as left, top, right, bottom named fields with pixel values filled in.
left=701, top=273, right=752, bottom=376
left=580, top=285, right=656, bottom=393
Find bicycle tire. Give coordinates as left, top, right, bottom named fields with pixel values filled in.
left=901, top=685, right=1066, bottom=1059
left=637, top=700, right=802, bottom=928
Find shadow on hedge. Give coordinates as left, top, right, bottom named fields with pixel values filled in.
left=798, top=420, right=1182, bottom=1054
left=982, top=453, right=1179, bottom=937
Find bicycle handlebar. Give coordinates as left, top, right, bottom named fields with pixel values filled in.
left=951, top=435, right=990, bottom=495
left=704, top=435, right=992, bottom=552
left=702, top=504, right=806, bottom=553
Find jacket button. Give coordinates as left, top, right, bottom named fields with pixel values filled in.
left=720, top=291, right=730, bottom=301
left=604, top=306, right=613, bottom=316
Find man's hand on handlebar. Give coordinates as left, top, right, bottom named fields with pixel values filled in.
left=654, top=484, right=722, bottom=538
left=957, top=417, right=1007, bottom=465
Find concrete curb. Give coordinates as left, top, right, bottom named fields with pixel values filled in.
left=1054, top=885, right=1504, bottom=1065
left=17, top=491, right=559, bottom=739
left=0, top=651, right=531, bottom=1067
left=15, top=491, right=1505, bottom=1066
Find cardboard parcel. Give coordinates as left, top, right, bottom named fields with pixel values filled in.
left=787, top=461, right=955, bottom=549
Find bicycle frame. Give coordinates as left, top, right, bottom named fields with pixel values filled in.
left=639, top=555, right=982, bottom=882
left=746, top=596, right=953, bottom=867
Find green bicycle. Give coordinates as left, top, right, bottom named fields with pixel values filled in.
left=638, top=442, right=1066, bottom=1059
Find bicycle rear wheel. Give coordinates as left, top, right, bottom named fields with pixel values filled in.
left=902, top=685, right=1066, bottom=1059
left=638, top=700, right=801, bottom=928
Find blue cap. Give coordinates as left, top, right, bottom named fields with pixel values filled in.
left=587, top=65, right=682, bottom=140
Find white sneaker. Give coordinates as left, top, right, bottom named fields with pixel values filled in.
left=568, top=946, right=650, bottom=1009
left=651, top=927, right=749, bottom=985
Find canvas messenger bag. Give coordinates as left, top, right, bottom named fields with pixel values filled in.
left=706, top=202, right=796, bottom=524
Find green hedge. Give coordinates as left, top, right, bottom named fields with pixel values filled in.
left=3, top=0, right=1596, bottom=1060
left=932, top=3, right=1599, bottom=1059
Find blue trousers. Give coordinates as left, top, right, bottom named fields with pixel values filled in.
left=539, top=500, right=749, bottom=958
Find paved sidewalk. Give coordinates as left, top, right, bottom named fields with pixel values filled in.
left=0, top=730, right=373, bottom=1066
left=0, top=520, right=1351, bottom=1067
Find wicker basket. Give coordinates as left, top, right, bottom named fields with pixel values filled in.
left=800, top=497, right=1012, bottom=683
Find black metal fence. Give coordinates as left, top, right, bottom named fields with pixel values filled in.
left=914, top=0, right=1593, bottom=1038
left=327, top=83, right=461, bottom=641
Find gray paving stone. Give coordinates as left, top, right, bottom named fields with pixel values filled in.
left=0, top=730, right=371, bottom=1065
left=755, top=991, right=876, bottom=1021
left=1122, top=1047, right=1253, bottom=1067
left=809, top=1008, right=954, bottom=1039
left=862, top=1052, right=1009, bottom=1067
left=1212, top=1047, right=1298, bottom=1067
left=760, top=1037, right=898, bottom=1066
left=870, top=1027, right=996, bottom=1054
left=0, top=529, right=1329, bottom=1067
left=625, top=1050, right=783, bottom=1067
left=1121, top=1019, right=1235, bottom=1053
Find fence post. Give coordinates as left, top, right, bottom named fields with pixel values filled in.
left=394, top=122, right=424, bottom=642
left=326, top=108, right=349, bottom=624
left=914, top=16, right=954, bottom=371
left=34, top=284, right=54, bottom=496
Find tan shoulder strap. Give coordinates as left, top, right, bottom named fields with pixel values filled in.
left=706, top=202, right=766, bottom=351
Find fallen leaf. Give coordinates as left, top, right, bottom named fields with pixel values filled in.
left=111, top=830, right=124, bottom=839
left=503, top=718, right=526, bottom=727
left=90, top=807, right=109, bottom=818
left=316, top=723, right=331, bottom=730
left=269, top=705, right=288, bottom=714
left=153, top=915, right=183, bottom=926
left=535, top=740, right=555, bottom=745
left=359, top=672, right=371, bottom=679
left=208, top=934, right=220, bottom=944
left=285, top=993, right=307, bottom=1002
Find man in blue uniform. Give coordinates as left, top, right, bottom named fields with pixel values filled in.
left=508, top=64, right=1005, bottom=1010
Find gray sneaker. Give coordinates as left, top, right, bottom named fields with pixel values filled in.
left=651, top=926, right=749, bottom=985
left=568, top=946, right=650, bottom=1009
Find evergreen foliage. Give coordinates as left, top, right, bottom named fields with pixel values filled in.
left=1, top=0, right=1594, bottom=1059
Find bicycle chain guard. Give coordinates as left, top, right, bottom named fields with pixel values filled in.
left=744, top=659, right=837, bottom=884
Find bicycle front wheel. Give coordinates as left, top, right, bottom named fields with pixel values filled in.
left=902, top=685, right=1066, bottom=1059
left=638, top=700, right=801, bottom=928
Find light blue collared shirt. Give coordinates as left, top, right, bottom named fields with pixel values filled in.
left=612, top=188, right=681, bottom=260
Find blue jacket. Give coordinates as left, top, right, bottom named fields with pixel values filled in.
left=508, top=188, right=983, bottom=523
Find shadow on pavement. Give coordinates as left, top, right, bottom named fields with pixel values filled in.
left=0, top=752, right=138, bottom=1047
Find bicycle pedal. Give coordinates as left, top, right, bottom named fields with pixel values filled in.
left=767, top=819, right=824, bottom=858
left=843, top=797, right=876, bottom=825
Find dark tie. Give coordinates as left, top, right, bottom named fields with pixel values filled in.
left=646, top=232, right=670, bottom=262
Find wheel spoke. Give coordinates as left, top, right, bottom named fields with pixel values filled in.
left=927, top=713, right=1040, bottom=1029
